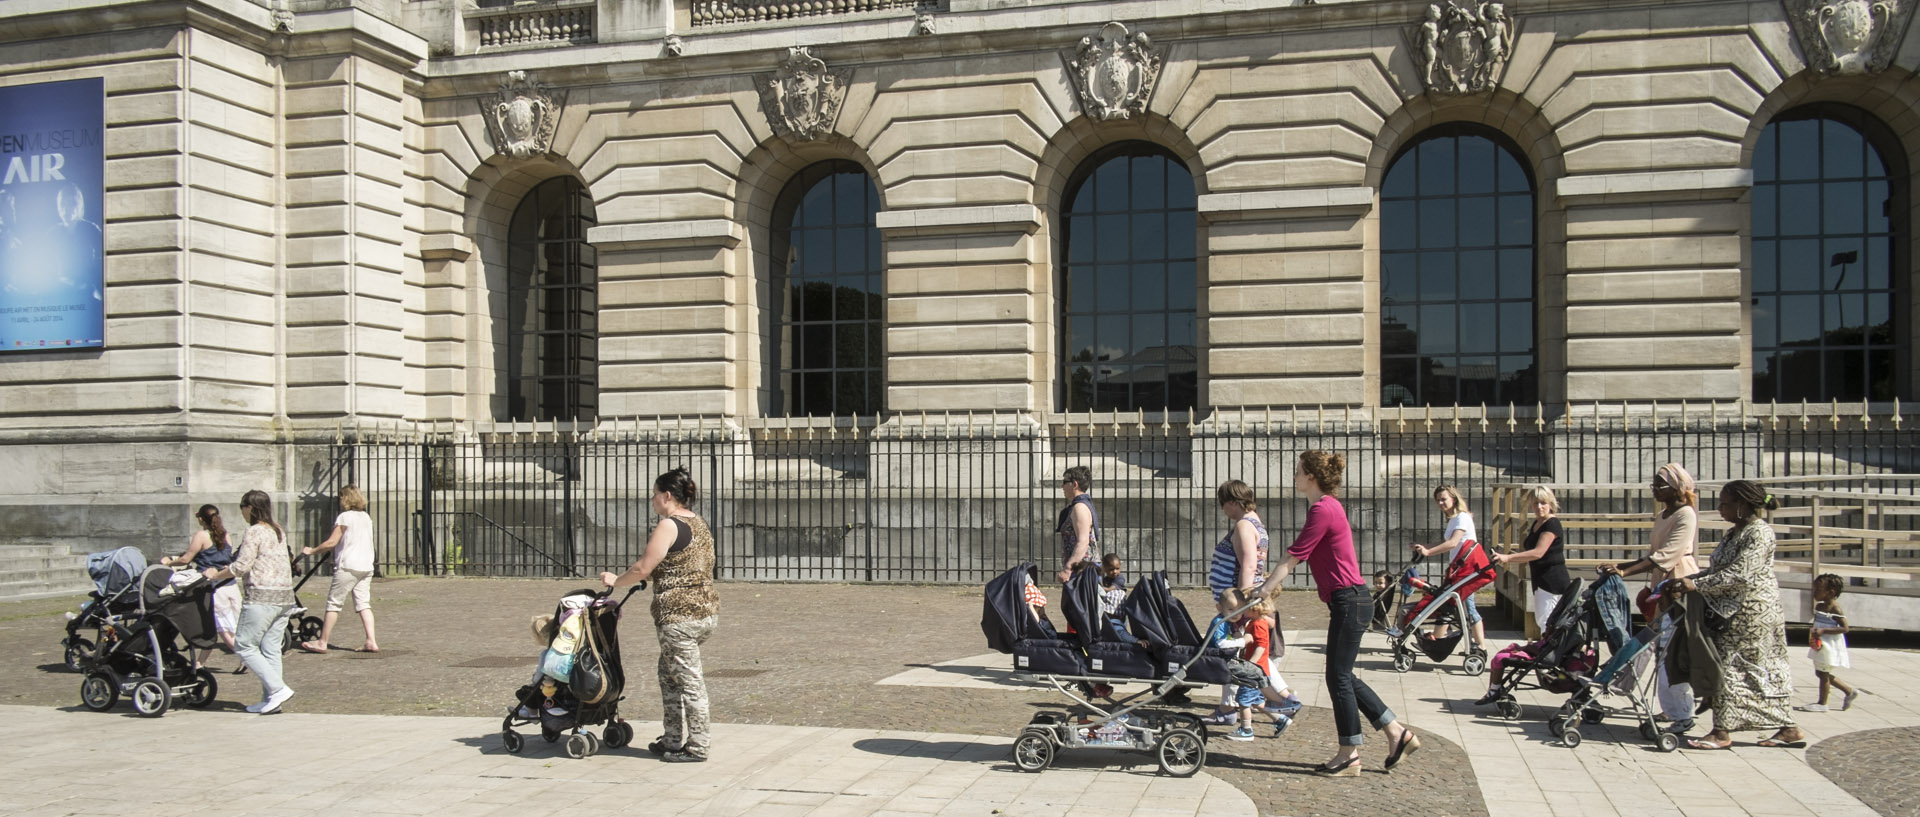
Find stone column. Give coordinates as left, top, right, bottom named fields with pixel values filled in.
left=585, top=220, right=742, bottom=417
left=1557, top=170, right=1751, bottom=402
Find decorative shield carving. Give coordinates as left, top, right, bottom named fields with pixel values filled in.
left=1408, top=1, right=1513, bottom=95
left=481, top=71, right=565, bottom=160
left=1066, top=22, right=1163, bottom=121
left=1786, top=0, right=1913, bottom=75
left=758, top=47, right=851, bottom=142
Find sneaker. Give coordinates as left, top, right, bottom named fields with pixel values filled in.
left=647, top=737, right=677, bottom=756
left=1271, top=714, right=1292, bottom=737
left=1265, top=697, right=1304, bottom=717
left=1227, top=726, right=1256, bottom=742
left=244, top=700, right=269, bottom=714
left=1665, top=719, right=1694, bottom=735
left=258, top=687, right=294, bottom=715
left=661, top=750, right=706, bottom=763
left=1842, top=691, right=1859, bottom=711
left=1795, top=703, right=1828, bottom=712
left=1203, top=711, right=1238, bottom=725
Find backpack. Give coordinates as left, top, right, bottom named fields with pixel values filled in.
left=569, top=606, right=614, bottom=705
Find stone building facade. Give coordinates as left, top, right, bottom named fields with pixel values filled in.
left=2, top=0, right=1917, bottom=558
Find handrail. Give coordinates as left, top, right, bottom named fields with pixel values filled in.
left=420, top=510, right=579, bottom=577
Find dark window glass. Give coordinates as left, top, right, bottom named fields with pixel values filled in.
left=1058, top=143, right=1197, bottom=411
left=770, top=161, right=883, bottom=416
left=506, top=177, right=597, bottom=422
left=1381, top=129, right=1536, bottom=407
left=1751, top=110, right=1902, bottom=402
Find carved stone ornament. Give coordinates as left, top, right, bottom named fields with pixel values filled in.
left=758, top=47, right=851, bottom=142
left=481, top=71, right=565, bottom=160
left=1408, top=1, right=1513, bottom=95
left=664, top=34, right=685, bottom=57
left=914, top=13, right=936, bottom=36
left=1066, top=22, right=1164, bottom=121
left=1786, top=0, right=1914, bottom=75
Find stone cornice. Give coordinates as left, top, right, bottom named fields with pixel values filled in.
left=1555, top=168, right=1754, bottom=204
left=873, top=204, right=1042, bottom=235
left=1197, top=186, right=1375, bottom=220
left=0, top=0, right=427, bottom=74
left=586, top=219, right=743, bottom=250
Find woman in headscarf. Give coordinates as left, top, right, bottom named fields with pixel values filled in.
left=1600, top=463, right=1701, bottom=734
left=1667, top=480, right=1805, bottom=750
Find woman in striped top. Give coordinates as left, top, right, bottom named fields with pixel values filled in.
left=1204, top=480, right=1270, bottom=722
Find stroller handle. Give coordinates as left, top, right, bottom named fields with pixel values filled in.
left=599, top=581, right=646, bottom=605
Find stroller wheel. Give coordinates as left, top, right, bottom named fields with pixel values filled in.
left=80, top=670, right=119, bottom=712
left=130, top=678, right=171, bottom=718
left=182, top=668, right=219, bottom=709
left=1656, top=732, right=1681, bottom=753
left=1392, top=648, right=1416, bottom=673
left=565, top=732, right=595, bottom=759
left=64, top=637, right=96, bottom=672
left=1157, top=728, right=1206, bottom=778
left=1559, top=728, right=1583, bottom=748
left=1012, top=730, right=1053, bottom=773
left=1461, top=651, right=1487, bottom=677
left=604, top=722, right=634, bottom=749
left=501, top=730, right=524, bottom=754
left=1547, top=716, right=1565, bottom=737
left=1639, top=722, right=1660, bottom=741
left=1496, top=699, right=1522, bottom=721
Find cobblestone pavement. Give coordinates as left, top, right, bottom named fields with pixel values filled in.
left=5, top=578, right=1915, bottom=816
left=1807, top=727, right=1920, bottom=817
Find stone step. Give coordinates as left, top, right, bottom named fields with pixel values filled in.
left=0, top=545, right=93, bottom=602
left=0, top=576, right=92, bottom=603
left=5, top=544, right=83, bottom=559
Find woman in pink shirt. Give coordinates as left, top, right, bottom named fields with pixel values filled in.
left=1258, top=451, right=1420, bottom=777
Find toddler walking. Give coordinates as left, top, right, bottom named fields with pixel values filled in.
left=1216, top=588, right=1302, bottom=740
left=1798, top=573, right=1857, bottom=712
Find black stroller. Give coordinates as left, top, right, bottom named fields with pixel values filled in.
left=1480, top=579, right=1601, bottom=720
left=983, top=564, right=1249, bottom=777
left=63, top=546, right=148, bottom=671
left=281, top=553, right=327, bottom=653
left=78, top=565, right=221, bottom=717
left=500, top=583, right=642, bottom=759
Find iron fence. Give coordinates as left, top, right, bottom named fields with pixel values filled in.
left=310, top=403, right=1920, bottom=586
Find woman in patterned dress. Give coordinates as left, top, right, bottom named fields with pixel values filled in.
left=601, top=468, right=720, bottom=763
left=1670, top=479, right=1805, bottom=750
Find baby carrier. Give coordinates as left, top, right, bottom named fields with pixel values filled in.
left=500, top=584, right=640, bottom=759
left=77, top=565, right=221, bottom=717
left=1386, top=538, right=1498, bottom=675
left=62, top=546, right=148, bottom=671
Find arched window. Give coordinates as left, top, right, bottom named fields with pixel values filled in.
left=1380, top=128, right=1536, bottom=407
left=769, top=161, right=883, bottom=417
left=1059, top=143, right=1198, bottom=411
left=1751, top=109, right=1905, bottom=402
left=505, top=177, right=597, bottom=422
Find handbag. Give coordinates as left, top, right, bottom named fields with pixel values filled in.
left=570, top=607, right=614, bottom=705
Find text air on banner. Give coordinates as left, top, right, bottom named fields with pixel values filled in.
left=0, top=77, right=106, bottom=352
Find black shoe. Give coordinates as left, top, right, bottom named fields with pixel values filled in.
left=1316, top=756, right=1360, bottom=777
left=1474, top=691, right=1498, bottom=706
left=646, top=737, right=675, bottom=756
left=661, top=750, right=706, bottom=763
left=1384, top=730, right=1421, bottom=771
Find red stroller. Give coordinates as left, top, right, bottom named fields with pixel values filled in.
left=1385, top=537, right=1497, bottom=675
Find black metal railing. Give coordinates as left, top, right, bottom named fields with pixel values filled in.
left=314, top=403, right=1919, bottom=585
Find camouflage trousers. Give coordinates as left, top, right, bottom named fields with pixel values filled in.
left=656, top=615, right=717, bottom=756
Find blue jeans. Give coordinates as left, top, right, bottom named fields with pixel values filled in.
left=1462, top=593, right=1482, bottom=626
left=235, top=602, right=295, bottom=700
left=1326, top=586, right=1396, bottom=745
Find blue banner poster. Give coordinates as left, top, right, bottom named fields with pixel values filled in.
left=0, top=77, right=106, bottom=352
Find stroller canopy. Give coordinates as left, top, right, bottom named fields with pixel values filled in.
left=139, top=566, right=217, bottom=650
left=86, top=547, right=147, bottom=597
left=1115, top=571, right=1206, bottom=652
left=981, top=563, right=1056, bottom=653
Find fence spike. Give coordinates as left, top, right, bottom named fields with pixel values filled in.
left=1862, top=406, right=1871, bottom=430
left=1479, top=403, right=1488, bottom=432
left=1450, top=406, right=1461, bottom=433
left=1423, top=403, right=1432, bottom=433
left=1344, top=404, right=1353, bottom=432
left=1800, top=399, right=1810, bottom=430
left=1831, top=398, right=1842, bottom=430
left=966, top=410, right=975, bottom=439
left=1536, top=401, right=1546, bottom=432
left=1893, top=397, right=1902, bottom=430
left=1506, top=402, right=1517, bottom=432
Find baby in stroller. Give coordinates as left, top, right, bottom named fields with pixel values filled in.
left=1473, top=579, right=1599, bottom=719
left=500, top=585, right=642, bottom=759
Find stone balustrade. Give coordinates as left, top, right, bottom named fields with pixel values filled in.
left=471, top=1, right=597, bottom=49
left=689, top=0, right=939, bottom=28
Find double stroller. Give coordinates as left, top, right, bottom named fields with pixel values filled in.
left=63, top=546, right=149, bottom=671
left=77, top=565, right=222, bottom=717
left=982, top=563, right=1253, bottom=777
left=1377, top=539, right=1497, bottom=675
left=500, top=583, right=641, bottom=759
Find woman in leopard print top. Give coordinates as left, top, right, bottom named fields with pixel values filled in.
left=602, top=468, right=718, bottom=763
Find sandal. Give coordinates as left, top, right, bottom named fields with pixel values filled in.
left=1756, top=738, right=1808, bottom=749
left=1686, top=738, right=1732, bottom=750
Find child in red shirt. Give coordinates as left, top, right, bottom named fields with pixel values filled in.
left=1219, top=589, right=1302, bottom=740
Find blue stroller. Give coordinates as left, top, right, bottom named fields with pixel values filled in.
left=1549, top=600, right=1682, bottom=752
